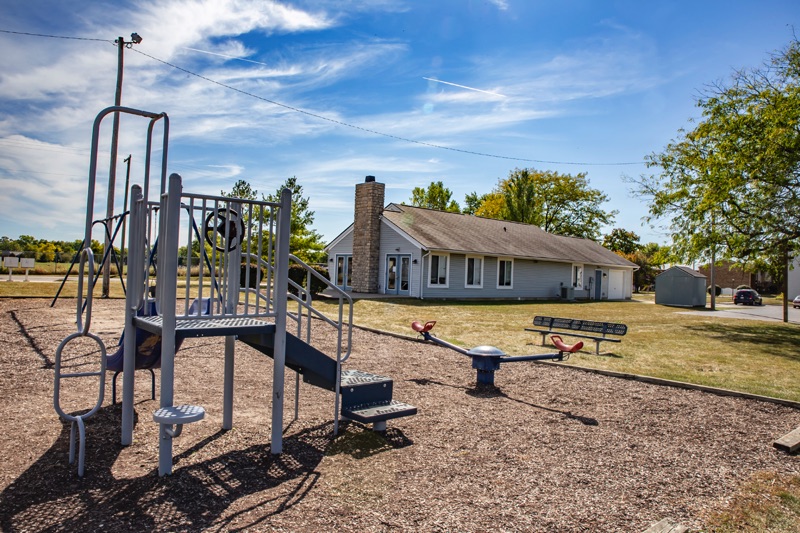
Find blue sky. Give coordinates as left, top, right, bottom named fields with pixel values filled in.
left=1, top=0, right=798, bottom=247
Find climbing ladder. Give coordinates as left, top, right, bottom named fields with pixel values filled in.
left=53, top=106, right=168, bottom=477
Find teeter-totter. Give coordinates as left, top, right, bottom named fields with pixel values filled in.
left=412, top=320, right=582, bottom=386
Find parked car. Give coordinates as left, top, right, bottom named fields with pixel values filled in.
left=733, top=289, right=763, bottom=306
left=793, top=295, right=800, bottom=309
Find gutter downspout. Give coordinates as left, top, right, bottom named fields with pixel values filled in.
left=420, top=250, right=429, bottom=300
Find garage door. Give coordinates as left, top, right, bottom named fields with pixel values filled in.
left=608, top=270, right=624, bottom=300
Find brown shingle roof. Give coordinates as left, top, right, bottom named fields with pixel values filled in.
left=382, top=203, right=636, bottom=268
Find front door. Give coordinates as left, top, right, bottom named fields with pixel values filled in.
left=336, top=255, right=352, bottom=291
left=385, top=254, right=410, bottom=295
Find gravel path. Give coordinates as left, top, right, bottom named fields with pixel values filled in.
left=1, top=297, right=799, bottom=532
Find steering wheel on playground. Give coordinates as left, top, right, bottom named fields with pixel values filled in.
left=204, top=208, right=246, bottom=252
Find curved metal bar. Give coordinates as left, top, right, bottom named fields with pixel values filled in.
left=53, top=329, right=108, bottom=422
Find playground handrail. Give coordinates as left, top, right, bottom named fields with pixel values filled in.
left=287, top=253, right=354, bottom=363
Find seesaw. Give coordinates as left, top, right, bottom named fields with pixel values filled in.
left=411, top=320, right=583, bottom=386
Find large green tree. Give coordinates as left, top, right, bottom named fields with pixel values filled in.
left=470, top=168, right=616, bottom=240
left=602, top=228, right=641, bottom=255
left=632, top=39, right=800, bottom=314
left=408, top=181, right=461, bottom=212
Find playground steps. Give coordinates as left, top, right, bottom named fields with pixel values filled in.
left=240, top=335, right=417, bottom=426
left=239, top=331, right=337, bottom=390
left=340, top=369, right=417, bottom=425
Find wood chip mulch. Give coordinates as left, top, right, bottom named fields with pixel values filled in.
left=1, top=297, right=799, bottom=532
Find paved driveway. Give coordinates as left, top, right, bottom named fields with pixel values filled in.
left=678, top=302, right=800, bottom=324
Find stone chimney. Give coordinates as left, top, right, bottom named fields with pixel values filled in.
left=351, top=176, right=384, bottom=293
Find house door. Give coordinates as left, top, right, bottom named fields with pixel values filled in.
left=336, top=255, right=352, bottom=291
left=608, top=270, right=624, bottom=300
left=385, top=255, right=410, bottom=295
left=595, top=269, right=603, bottom=300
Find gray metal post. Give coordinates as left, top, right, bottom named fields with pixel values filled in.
left=223, top=335, right=235, bottom=429
left=122, top=185, right=145, bottom=445
left=120, top=155, right=131, bottom=273
left=158, top=173, right=182, bottom=476
left=270, top=188, right=291, bottom=454
left=222, top=202, right=242, bottom=430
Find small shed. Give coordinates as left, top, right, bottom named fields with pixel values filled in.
left=655, top=266, right=707, bottom=307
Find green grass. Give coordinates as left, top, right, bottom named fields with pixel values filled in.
left=314, top=295, right=800, bottom=402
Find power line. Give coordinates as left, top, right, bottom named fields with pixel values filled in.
left=133, top=48, right=644, bottom=167
left=0, top=28, right=111, bottom=42
left=0, top=28, right=645, bottom=167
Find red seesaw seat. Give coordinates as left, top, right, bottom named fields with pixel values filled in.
left=550, top=335, right=583, bottom=353
left=411, top=320, right=436, bottom=333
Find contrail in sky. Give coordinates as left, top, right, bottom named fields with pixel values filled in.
left=184, top=47, right=271, bottom=67
left=423, top=77, right=506, bottom=97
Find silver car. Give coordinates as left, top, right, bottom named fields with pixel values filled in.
left=793, top=295, right=800, bottom=309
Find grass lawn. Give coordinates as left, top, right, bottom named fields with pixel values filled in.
left=314, top=294, right=800, bottom=403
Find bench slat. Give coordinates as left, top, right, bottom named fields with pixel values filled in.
left=533, top=316, right=626, bottom=336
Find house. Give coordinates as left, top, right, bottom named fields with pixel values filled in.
left=324, top=177, right=637, bottom=300
left=654, top=265, right=707, bottom=307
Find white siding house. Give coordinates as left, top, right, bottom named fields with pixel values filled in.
left=325, top=177, right=638, bottom=300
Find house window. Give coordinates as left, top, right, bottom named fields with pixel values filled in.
left=465, top=256, right=483, bottom=288
left=572, top=264, right=584, bottom=288
left=429, top=253, right=449, bottom=287
left=497, top=258, right=513, bottom=288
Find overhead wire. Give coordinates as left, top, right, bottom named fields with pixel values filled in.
left=0, top=27, right=646, bottom=167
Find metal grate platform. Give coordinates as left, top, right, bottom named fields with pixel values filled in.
left=342, top=400, right=418, bottom=423
left=341, top=369, right=391, bottom=386
left=134, top=315, right=275, bottom=338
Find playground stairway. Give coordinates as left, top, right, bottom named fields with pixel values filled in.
left=239, top=331, right=418, bottom=428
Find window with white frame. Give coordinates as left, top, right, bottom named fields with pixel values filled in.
left=465, top=256, right=483, bottom=288
left=572, top=264, right=584, bottom=288
left=428, top=253, right=449, bottom=287
left=497, top=258, right=513, bottom=288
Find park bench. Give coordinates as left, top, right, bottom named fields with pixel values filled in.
left=525, top=316, right=627, bottom=355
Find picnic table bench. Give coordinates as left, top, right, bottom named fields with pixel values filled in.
left=525, top=316, right=627, bottom=355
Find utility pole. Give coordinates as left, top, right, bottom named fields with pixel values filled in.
left=102, top=33, right=141, bottom=297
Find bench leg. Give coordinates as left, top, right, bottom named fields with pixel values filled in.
left=595, top=340, right=601, bottom=355
left=541, top=333, right=547, bottom=346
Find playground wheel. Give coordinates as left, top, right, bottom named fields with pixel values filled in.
left=204, top=208, right=246, bottom=252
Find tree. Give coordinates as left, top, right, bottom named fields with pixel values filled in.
left=468, top=168, right=617, bottom=240
left=473, top=192, right=505, bottom=219
left=221, top=177, right=326, bottom=264
left=631, top=39, right=800, bottom=317
left=263, top=177, right=326, bottom=264
left=462, top=192, right=486, bottom=215
left=409, top=181, right=460, bottom=212
left=602, top=228, right=641, bottom=255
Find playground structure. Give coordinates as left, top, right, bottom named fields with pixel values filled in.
left=411, top=320, right=583, bottom=386
left=53, top=105, right=417, bottom=477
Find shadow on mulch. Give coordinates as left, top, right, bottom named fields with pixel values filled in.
left=410, top=377, right=598, bottom=426
left=0, top=406, right=409, bottom=532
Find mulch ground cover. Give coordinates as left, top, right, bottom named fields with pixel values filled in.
left=1, top=297, right=799, bottom=532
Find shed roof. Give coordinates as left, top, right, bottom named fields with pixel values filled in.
left=378, top=203, right=636, bottom=268
left=657, top=265, right=706, bottom=278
